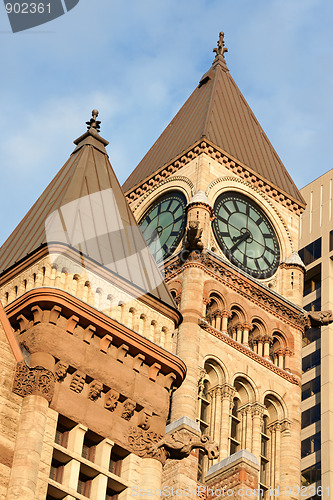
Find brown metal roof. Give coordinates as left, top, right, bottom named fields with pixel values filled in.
left=123, top=56, right=305, bottom=206
left=0, top=126, right=176, bottom=309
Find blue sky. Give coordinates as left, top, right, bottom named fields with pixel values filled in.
left=0, top=0, right=332, bottom=245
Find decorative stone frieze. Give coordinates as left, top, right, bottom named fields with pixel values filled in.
left=12, top=361, right=55, bottom=403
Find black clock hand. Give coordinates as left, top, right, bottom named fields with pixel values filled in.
left=230, top=230, right=251, bottom=252
left=147, top=228, right=160, bottom=245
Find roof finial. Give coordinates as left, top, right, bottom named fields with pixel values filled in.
left=86, top=109, right=101, bottom=133
left=213, top=32, right=228, bottom=61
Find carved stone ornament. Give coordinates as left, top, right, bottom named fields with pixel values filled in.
left=185, top=221, right=204, bottom=251
left=198, top=368, right=207, bottom=397
left=305, top=310, right=333, bottom=329
left=88, top=380, right=103, bottom=401
left=128, top=427, right=219, bottom=464
left=138, top=409, right=152, bottom=430
left=55, top=360, right=69, bottom=382
left=12, top=361, right=55, bottom=403
left=70, top=371, right=85, bottom=393
left=104, top=389, right=120, bottom=411
left=122, top=399, right=136, bottom=420
left=128, top=427, right=163, bottom=459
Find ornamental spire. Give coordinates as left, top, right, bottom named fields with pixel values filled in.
left=213, top=31, right=228, bottom=63
left=86, top=109, right=101, bottom=133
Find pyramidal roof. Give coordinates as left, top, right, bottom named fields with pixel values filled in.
left=123, top=33, right=305, bottom=207
left=0, top=111, right=175, bottom=308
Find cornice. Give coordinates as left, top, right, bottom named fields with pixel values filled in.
left=125, top=139, right=305, bottom=215
left=199, top=321, right=300, bottom=386
left=5, top=287, right=187, bottom=385
left=164, top=252, right=305, bottom=331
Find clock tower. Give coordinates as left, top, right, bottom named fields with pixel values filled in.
left=124, top=33, right=306, bottom=498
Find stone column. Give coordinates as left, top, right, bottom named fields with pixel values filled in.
left=220, top=384, right=235, bottom=460
left=279, top=419, right=294, bottom=493
left=274, top=423, right=281, bottom=489
left=242, top=323, right=252, bottom=347
left=171, top=256, right=205, bottom=422
left=240, top=408, right=247, bottom=449
left=139, top=458, right=163, bottom=499
left=221, top=311, right=231, bottom=333
left=245, top=406, right=253, bottom=451
left=212, top=387, right=222, bottom=463
left=263, top=336, right=271, bottom=359
left=251, top=403, right=265, bottom=461
left=6, top=395, right=49, bottom=500
left=236, top=325, right=243, bottom=343
left=6, top=353, right=55, bottom=500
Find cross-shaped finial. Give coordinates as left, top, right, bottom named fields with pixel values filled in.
left=213, top=32, right=228, bottom=60
left=86, top=109, right=101, bottom=132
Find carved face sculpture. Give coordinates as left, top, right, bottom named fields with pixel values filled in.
left=88, top=381, right=103, bottom=401
left=122, top=400, right=136, bottom=420
left=55, top=361, right=69, bottom=381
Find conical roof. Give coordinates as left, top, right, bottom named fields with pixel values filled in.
left=0, top=112, right=176, bottom=308
left=123, top=34, right=305, bottom=207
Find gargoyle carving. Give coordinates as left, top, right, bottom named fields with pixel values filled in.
left=185, top=221, right=204, bottom=251
left=304, top=310, right=333, bottom=329
left=149, top=429, right=219, bottom=463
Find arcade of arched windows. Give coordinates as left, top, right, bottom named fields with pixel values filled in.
left=204, top=292, right=293, bottom=371
left=197, top=359, right=291, bottom=495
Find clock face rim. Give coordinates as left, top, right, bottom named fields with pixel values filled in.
left=212, top=191, right=280, bottom=279
left=139, top=191, right=187, bottom=262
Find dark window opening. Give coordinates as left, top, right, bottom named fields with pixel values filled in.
left=299, top=238, right=321, bottom=266
left=304, top=264, right=321, bottom=297
left=301, top=432, right=321, bottom=458
left=301, top=462, right=321, bottom=486
left=302, top=376, right=321, bottom=401
left=301, top=404, right=321, bottom=429
left=303, top=328, right=321, bottom=347
left=302, top=350, right=321, bottom=373
left=77, top=472, right=92, bottom=497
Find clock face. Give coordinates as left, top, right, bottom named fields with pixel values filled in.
left=213, top=192, right=280, bottom=279
left=139, top=192, right=187, bottom=262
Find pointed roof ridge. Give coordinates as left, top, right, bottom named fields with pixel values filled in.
left=123, top=33, right=305, bottom=207
left=0, top=112, right=178, bottom=311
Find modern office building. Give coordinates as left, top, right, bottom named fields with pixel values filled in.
left=299, top=169, right=333, bottom=498
left=0, top=33, right=306, bottom=499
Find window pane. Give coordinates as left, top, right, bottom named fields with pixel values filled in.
left=301, top=404, right=321, bottom=429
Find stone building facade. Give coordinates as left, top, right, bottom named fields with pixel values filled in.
left=0, top=33, right=306, bottom=500
left=124, top=33, right=306, bottom=499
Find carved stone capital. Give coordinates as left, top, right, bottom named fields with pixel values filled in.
left=251, top=403, right=266, bottom=418
left=221, top=383, right=236, bottom=401
left=12, top=361, right=55, bottom=403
